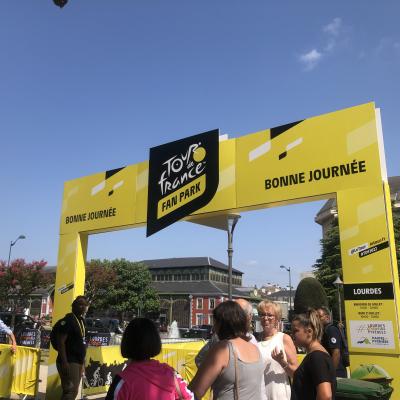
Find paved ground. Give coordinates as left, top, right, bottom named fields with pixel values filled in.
left=5, top=364, right=106, bottom=400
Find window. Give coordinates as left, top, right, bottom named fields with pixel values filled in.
left=208, top=314, right=213, bottom=325
left=196, top=314, right=204, bottom=326
left=209, top=298, right=215, bottom=309
left=197, top=298, right=203, bottom=309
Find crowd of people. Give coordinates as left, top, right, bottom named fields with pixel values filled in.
left=0, top=295, right=347, bottom=400
left=104, top=297, right=343, bottom=400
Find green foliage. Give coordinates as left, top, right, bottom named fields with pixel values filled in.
left=294, top=277, right=329, bottom=314
left=0, top=259, right=49, bottom=312
left=85, top=258, right=159, bottom=317
left=85, top=259, right=117, bottom=310
left=314, top=218, right=342, bottom=316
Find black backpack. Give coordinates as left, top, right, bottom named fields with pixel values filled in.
left=338, top=326, right=350, bottom=367
left=50, top=316, right=67, bottom=351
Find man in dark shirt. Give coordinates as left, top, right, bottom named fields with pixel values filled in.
left=317, top=306, right=347, bottom=378
left=56, top=296, right=88, bottom=400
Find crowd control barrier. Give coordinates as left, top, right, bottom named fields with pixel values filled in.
left=0, top=343, right=41, bottom=399
left=82, top=340, right=206, bottom=398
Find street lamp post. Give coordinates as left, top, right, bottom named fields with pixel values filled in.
left=7, top=235, right=26, bottom=267
left=169, top=296, right=173, bottom=324
left=280, top=265, right=292, bottom=310
left=333, top=276, right=344, bottom=325
left=227, top=214, right=241, bottom=301
left=188, top=294, right=193, bottom=328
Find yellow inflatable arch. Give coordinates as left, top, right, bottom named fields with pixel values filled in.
left=47, top=103, right=400, bottom=397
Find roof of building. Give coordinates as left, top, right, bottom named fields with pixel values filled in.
left=152, top=281, right=250, bottom=298
left=141, top=257, right=243, bottom=274
left=44, top=257, right=243, bottom=274
left=267, top=289, right=296, bottom=299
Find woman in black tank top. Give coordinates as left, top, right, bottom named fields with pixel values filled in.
left=291, top=309, right=336, bottom=400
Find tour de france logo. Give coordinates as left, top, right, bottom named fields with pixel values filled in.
left=147, top=129, right=219, bottom=236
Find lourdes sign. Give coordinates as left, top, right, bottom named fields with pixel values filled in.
left=47, top=103, right=400, bottom=397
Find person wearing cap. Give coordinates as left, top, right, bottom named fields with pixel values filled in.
left=317, top=306, right=347, bottom=378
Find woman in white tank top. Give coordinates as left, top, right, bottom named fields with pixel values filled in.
left=257, top=300, right=298, bottom=400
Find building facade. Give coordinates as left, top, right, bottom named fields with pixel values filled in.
left=142, top=257, right=251, bottom=328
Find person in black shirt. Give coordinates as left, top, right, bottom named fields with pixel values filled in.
left=291, top=309, right=336, bottom=400
left=55, top=296, right=88, bottom=400
left=317, top=306, right=347, bottom=378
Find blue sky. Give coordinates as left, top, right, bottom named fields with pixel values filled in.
left=1, top=1, right=399, bottom=287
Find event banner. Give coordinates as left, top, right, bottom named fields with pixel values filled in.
left=87, top=332, right=112, bottom=347
left=147, top=129, right=219, bottom=236
left=16, top=328, right=38, bottom=347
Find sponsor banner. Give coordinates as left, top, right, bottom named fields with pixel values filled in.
left=58, top=282, right=74, bottom=294
left=147, top=129, right=219, bottom=236
left=344, top=283, right=394, bottom=300
left=358, top=241, right=389, bottom=258
left=86, top=332, right=111, bottom=347
left=350, top=320, right=395, bottom=349
left=16, top=328, right=38, bottom=347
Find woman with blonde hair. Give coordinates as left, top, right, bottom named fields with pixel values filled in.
left=291, top=309, right=336, bottom=400
left=257, top=300, right=298, bottom=400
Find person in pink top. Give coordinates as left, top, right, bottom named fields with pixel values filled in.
left=105, top=318, right=193, bottom=400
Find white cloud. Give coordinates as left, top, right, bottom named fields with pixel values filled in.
left=324, top=39, right=336, bottom=53
left=323, top=17, right=342, bottom=36
left=297, top=17, right=345, bottom=71
left=246, top=260, right=258, bottom=266
left=375, top=37, right=400, bottom=56
left=299, top=49, right=322, bottom=71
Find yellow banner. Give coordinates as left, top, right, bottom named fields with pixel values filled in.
left=0, top=344, right=40, bottom=398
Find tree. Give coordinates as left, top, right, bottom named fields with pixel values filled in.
left=0, top=259, right=49, bottom=313
left=294, top=277, right=329, bottom=315
left=85, top=259, right=117, bottom=310
left=314, top=218, right=342, bottom=319
left=96, top=259, right=159, bottom=320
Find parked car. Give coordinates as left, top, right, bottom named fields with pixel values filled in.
left=196, top=324, right=213, bottom=338
left=85, top=317, right=123, bottom=334
left=182, top=325, right=213, bottom=340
